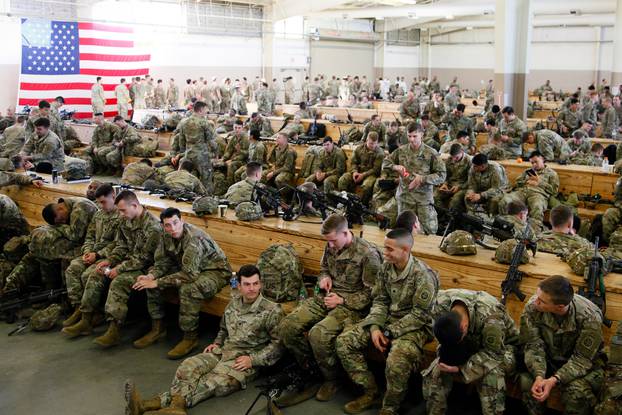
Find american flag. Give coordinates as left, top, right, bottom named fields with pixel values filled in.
left=17, top=18, right=151, bottom=118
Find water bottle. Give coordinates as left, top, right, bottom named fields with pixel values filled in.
left=230, top=273, right=238, bottom=290
left=602, top=157, right=609, bottom=173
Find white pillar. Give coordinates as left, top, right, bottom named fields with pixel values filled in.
left=261, top=5, right=274, bottom=82
left=612, top=0, right=622, bottom=87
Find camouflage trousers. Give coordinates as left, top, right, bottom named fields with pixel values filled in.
left=422, top=347, right=516, bottom=415
left=92, top=102, right=105, bottom=114
left=602, top=207, right=622, bottom=245
left=465, top=194, right=503, bottom=217
left=594, top=365, right=622, bottom=415
left=233, top=165, right=247, bottom=183
left=305, top=173, right=340, bottom=194
left=395, top=197, right=438, bottom=235
left=434, top=189, right=467, bottom=212
left=278, top=296, right=361, bottom=380
left=185, top=147, right=214, bottom=194
left=104, top=271, right=164, bottom=323
left=64, top=256, right=99, bottom=306
left=155, top=270, right=228, bottom=332
left=77, top=263, right=111, bottom=313
left=500, top=189, right=548, bottom=224
left=335, top=324, right=429, bottom=413
left=338, top=173, right=377, bottom=205
left=520, top=368, right=604, bottom=415
left=117, top=103, right=129, bottom=120
left=263, top=171, right=294, bottom=191
left=4, top=253, right=62, bottom=292
left=225, top=161, right=245, bottom=186
left=159, top=350, right=252, bottom=408
left=0, top=257, right=15, bottom=289
left=212, top=171, right=229, bottom=197
left=89, top=145, right=118, bottom=170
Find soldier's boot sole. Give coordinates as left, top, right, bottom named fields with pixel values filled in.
left=62, top=308, right=82, bottom=327
left=133, top=330, right=167, bottom=349
left=166, top=338, right=198, bottom=360
left=274, top=383, right=321, bottom=408
left=315, top=380, right=339, bottom=402
left=343, top=394, right=381, bottom=414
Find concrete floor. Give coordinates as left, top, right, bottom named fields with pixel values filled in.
left=0, top=309, right=527, bottom=415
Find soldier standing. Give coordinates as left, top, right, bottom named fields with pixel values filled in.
left=498, top=106, right=527, bottom=158
left=154, top=80, right=167, bottom=109
left=91, top=77, right=106, bottom=115
left=167, top=78, right=179, bottom=108
left=115, top=78, right=131, bottom=120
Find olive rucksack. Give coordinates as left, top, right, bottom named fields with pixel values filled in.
left=256, top=243, right=304, bottom=303
left=128, top=136, right=159, bottom=158
left=298, top=145, right=322, bottom=179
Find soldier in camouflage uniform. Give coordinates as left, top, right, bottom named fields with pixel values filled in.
left=177, top=101, right=218, bottom=193
left=499, top=151, right=559, bottom=224
left=444, top=85, right=460, bottom=111
left=230, top=85, right=247, bottom=116
left=111, top=116, right=144, bottom=162
left=498, top=106, right=527, bottom=157
left=167, top=78, right=179, bottom=108
left=384, top=121, right=408, bottom=153
left=464, top=153, right=508, bottom=216
left=336, top=228, right=439, bottom=415
left=282, top=115, right=305, bottom=140
left=121, top=159, right=159, bottom=186
left=20, top=117, right=65, bottom=172
left=305, top=136, right=346, bottom=193
left=234, top=130, right=267, bottom=182
left=567, top=129, right=592, bottom=159
left=132, top=208, right=231, bottom=359
left=520, top=275, right=606, bottom=415
left=537, top=205, right=593, bottom=257
left=423, top=92, right=445, bottom=126
left=602, top=177, right=622, bottom=244
left=163, top=160, right=207, bottom=195
left=24, top=100, right=60, bottom=138
left=338, top=132, right=384, bottom=205
left=522, top=129, right=571, bottom=161
left=441, top=104, right=475, bottom=151
left=496, top=200, right=541, bottom=237
left=422, top=289, right=519, bottom=415
left=557, top=99, right=582, bottom=137
left=361, top=115, right=387, bottom=142
left=218, top=120, right=249, bottom=185
left=383, top=122, right=446, bottom=234
left=0, top=194, right=30, bottom=251
left=255, top=83, right=272, bottom=115
left=278, top=214, right=382, bottom=403
left=61, top=184, right=120, bottom=330
left=84, top=113, right=120, bottom=173
left=0, top=169, right=43, bottom=188
left=124, top=264, right=283, bottom=415
left=2, top=196, right=97, bottom=294
left=594, top=323, right=622, bottom=415
left=154, top=80, right=166, bottom=109
left=263, top=132, right=296, bottom=193
left=91, top=191, right=162, bottom=349
left=225, top=162, right=262, bottom=207
left=601, top=98, right=618, bottom=138
left=0, top=115, right=26, bottom=159
left=244, top=112, right=273, bottom=138
left=421, top=115, right=440, bottom=151
left=435, top=143, right=471, bottom=212
left=399, top=91, right=420, bottom=123
left=439, top=130, right=471, bottom=154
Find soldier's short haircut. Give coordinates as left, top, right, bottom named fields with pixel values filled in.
left=16, top=115, right=26, bottom=123
left=572, top=130, right=586, bottom=140
left=485, top=119, right=496, bottom=127
left=385, top=227, right=414, bottom=249
left=114, top=190, right=139, bottom=206
left=249, top=129, right=260, bottom=141
left=10, top=154, right=23, bottom=169
left=113, top=115, right=124, bottom=122
left=246, top=161, right=262, bottom=176
left=456, top=130, right=469, bottom=140
left=389, top=121, right=398, bottom=128
left=160, top=207, right=181, bottom=222
left=157, top=79, right=162, bottom=83
left=42, top=203, right=58, bottom=225
left=251, top=112, right=259, bottom=118
left=528, top=150, right=543, bottom=160
left=550, top=205, right=573, bottom=228
left=193, top=101, right=207, bottom=112
left=456, top=103, right=466, bottom=112
left=38, top=100, right=51, bottom=109
left=94, top=112, right=103, bottom=117
left=492, top=104, right=500, bottom=113
left=371, top=114, right=380, bottom=121
left=367, top=131, right=379, bottom=142
left=140, top=158, right=153, bottom=166
left=96, top=76, right=102, bottom=81
left=501, top=106, right=514, bottom=115
left=186, top=79, right=191, bottom=84
left=449, top=143, right=463, bottom=157
left=55, top=96, right=65, bottom=104
left=120, top=78, right=126, bottom=83
left=406, top=122, right=422, bottom=134
left=420, top=114, right=429, bottom=121
left=506, top=200, right=527, bottom=216
left=539, top=275, right=574, bottom=305
left=570, top=98, right=579, bottom=105
left=94, top=183, right=114, bottom=199
left=588, top=84, right=596, bottom=90
left=395, top=210, right=419, bottom=231
left=262, top=82, right=268, bottom=87
left=472, top=153, right=488, bottom=166
left=321, top=214, right=349, bottom=235
left=323, top=136, right=333, bottom=144
left=237, top=264, right=261, bottom=281
left=33, top=117, right=50, bottom=128
left=234, top=119, right=243, bottom=126
left=592, top=143, right=604, bottom=152
left=180, top=159, right=195, bottom=172
left=433, top=311, right=463, bottom=345
left=573, top=214, right=582, bottom=235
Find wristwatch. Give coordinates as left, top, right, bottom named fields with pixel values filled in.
left=553, top=374, right=561, bottom=385
left=383, top=329, right=393, bottom=340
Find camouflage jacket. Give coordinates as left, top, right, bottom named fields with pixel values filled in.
left=214, top=293, right=284, bottom=366
left=466, top=161, right=508, bottom=200
left=520, top=294, right=606, bottom=384
left=0, top=124, right=26, bottom=158
left=557, top=108, right=582, bottom=131
left=267, top=144, right=296, bottom=175
left=498, top=117, right=527, bottom=156
left=442, top=113, right=474, bottom=144
left=178, top=114, right=217, bottom=152
left=121, top=162, right=157, bottom=186
left=362, top=254, right=439, bottom=338
left=318, top=235, right=382, bottom=312
left=0, top=171, right=35, bottom=188
left=424, top=101, right=446, bottom=125
left=444, top=153, right=472, bottom=189
left=92, top=121, right=120, bottom=148
left=317, top=147, right=346, bottom=176
left=223, top=132, right=249, bottom=162
left=108, top=208, right=161, bottom=273
left=384, top=129, right=408, bottom=152
left=22, top=130, right=65, bottom=171
left=114, top=125, right=141, bottom=149
left=444, top=93, right=460, bottom=111
left=150, top=223, right=231, bottom=287
left=115, top=84, right=130, bottom=104
left=535, top=130, right=571, bottom=161
left=25, top=113, right=60, bottom=137
left=362, top=122, right=387, bottom=142
left=248, top=141, right=268, bottom=166
left=225, top=178, right=256, bottom=206
left=567, top=136, right=592, bottom=155
left=602, top=107, right=617, bottom=137
left=515, top=165, right=559, bottom=198
left=383, top=143, right=446, bottom=203
left=163, top=170, right=207, bottom=195
left=399, top=98, right=420, bottom=119
left=350, top=142, right=384, bottom=177
left=432, top=289, right=519, bottom=383
left=423, top=123, right=439, bottom=146
left=55, top=197, right=98, bottom=244
left=82, top=208, right=121, bottom=259
left=536, top=231, right=593, bottom=257
left=0, top=194, right=29, bottom=238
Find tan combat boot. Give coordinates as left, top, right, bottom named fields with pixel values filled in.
left=125, top=379, right=161, bottom=415
left=61, top=312, right=93, bottom=338
left=62, top=307, right=82, bottom=327
left=167, top=331, right=198, bottom=360
left=133, top=319, right=167, bottom=349
left=145, top=394, right=186, bottom=415
left=343, top=383, right=380, bottom=414
left=316, top=379, right=339, bottom=402
left=93, top=321, right=121, bottom=348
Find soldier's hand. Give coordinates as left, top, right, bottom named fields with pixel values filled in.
left=83, top=252, right=97, bottom=265
left=449, top=185, right=459, bottom=193
left=408, top=174, right=424, bottom=190
left=233, top=355, right=253, bottom=371
left=318, top=276, right=332, bottom=292
left=324, top=293, right=344, bottom=309
left=24, top=161, right=34, bottom=170
left=31, top=180, right=43, bottom=188
left=530, top=376, right=547, bottom=401
left=371, top=329, right=389, bottom=354
left=392, top=165, right=407, bottom=177
left=204, top=343, right=220, bottom=354
left=438, top=363, right=459, bottom=373
left=133, top=277, right=157, bottom=290
left=108, top=267, right=119, bottom=279
left=96, top=260, right=111, bottom=274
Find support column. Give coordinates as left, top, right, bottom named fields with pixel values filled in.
left=374, top=21, right=385, bottom=80
left=612, top=0, right=622, bottom=86
left=419, top=29, right=431, bottom=80
left=493, top=0, right=532, bottom=119
left=261, top=5, right=274, bottom=82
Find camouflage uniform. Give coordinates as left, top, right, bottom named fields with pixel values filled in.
left=264, top=144, right=296, bottom=189
left=234, top=140, right=267, bottom=182
left=338, top=142, right=385, bottom=204
left=361, top=122, right=387, bottom=142
left=278, top=236, right=382, bottom=380
left=230, top=90, right=247, bottom=115
left=435, top=153, right=471, bottom=211
left=602, top=106, right=617, bottom=138
left=64, top=208, right=120, bottom=306
left=282, top=122, right=305, bottom=140
left=500, top=165, right=559, bottom=223
left=602, top=177, right=622, bottom=244
left=465, top=161, right=508, bottom=216
left=422, top=289, right=519, bottom=415
left=224, top=178, right=256, bottom=207
left=498, top=117, right=527, bottom=157
left=533, top=130, right=571, bottom=161
left=115, top=125, right=144, bottom=158
left=520, top=294, right=606, bottom=415
left=21, top=130, right=65, bottom=171
left=442, top=112, right=475, bottom=148
left=305, top=146, right=346, bottom=193
left=424, top=101, right=445, bottom=126
left=121, top=161, right=158, bottom=186
left=25, top=112, right=60, bottom=138
left=444, top=93, right=460, bottom=111
left=85, top=121, right=120, bottom=171
left=557, top=108, right=582, bottom=137
left=115, top=84, right=130, bottom=119
left=422, top=122, right=440, bottom=151
left=255, top=89, right=272, bottom=115
left=567, top=135, right=592, bottom=156
left=222, top=132, right=249, bottom=185
left=399, top=97, right=420, bottom=122
left=0, top=194, right=29, bottom=248
left=149, top=223, right=231, bottom=332
left=167, top=84, right=179, bottom=108
left=536, top=231, right=593, bottom=257
left=163, top=170, right=206, bottom=195
left=336, top=254, right=439, bottom=413
left=159, top=294, right=283, bottom=408
left=0, top=123, right=26, bottom=158
left=0, top=171, right=36, bottom=188
left=178, top=114, right=218, bottom=193
left=154, top=84, right=166, bottom=109
left=245, top=116, right=273, bottom=138
left=100, top=209, right=161, bottom=322
left=382, top=143, right=446, bottom=234
left=384, top=129, right=408, bottom=153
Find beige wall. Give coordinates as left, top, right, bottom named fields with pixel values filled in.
left=0, top=64, right=20, bottom=113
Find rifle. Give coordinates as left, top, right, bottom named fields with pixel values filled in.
left=345, top=109, right=354, bottom=124
left=145, top=184, right=200, bottom=203
left=0, top=287, right=67, bottom=325
left=392, top=112, right=402, bottom=128
left=578, top=193, right=615, bottom=206
left=500, top=225, right=537, bottom=305
left=324, top=191, right=389, bottom=229
left=252, top=182, right=295, bottom=220
left=437, top=206, right=515, bottom=249
left=579, top=237, right=612, bottom=327
left=283, top=184, right=338, bottom=221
